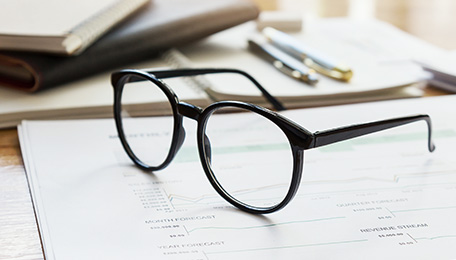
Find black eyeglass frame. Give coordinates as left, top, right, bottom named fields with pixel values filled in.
left=112, top=68, right=435, bottom=214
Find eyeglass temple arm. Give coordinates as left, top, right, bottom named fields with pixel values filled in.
left=145, top=68, right=286, bottom=111
left=311, top=114, right=435, bottom=152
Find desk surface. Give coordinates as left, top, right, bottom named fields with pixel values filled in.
left=0, top=129, right=43, bottom=260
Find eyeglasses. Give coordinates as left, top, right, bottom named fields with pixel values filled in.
left=111, top=68, right=435, bottom=214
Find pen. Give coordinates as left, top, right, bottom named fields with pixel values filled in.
left=248, top=36, right=319, bottom=86
left=262, top=27, right=353, bottom=81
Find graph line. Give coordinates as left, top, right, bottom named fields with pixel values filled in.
left=169, top=183, right=288, bottom=203
left=167, top=169, right=456, bottom=207
left=174, top=129, right=456, bottom=161
left=415, top=235, right=456, bottom=241
left=300, top=169, right=456, bottom=186
left=187, top=216, right=346, bottom=234
left=391, top=205, right=456, bottom=214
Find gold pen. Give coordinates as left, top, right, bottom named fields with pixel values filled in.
left=262, top=27, right=353, bottom=82
left=248, top=36, right=318, bottom=86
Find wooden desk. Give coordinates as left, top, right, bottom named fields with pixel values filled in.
left=0, top=129, right=43, bottom=259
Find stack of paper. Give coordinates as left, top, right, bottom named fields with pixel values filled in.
left=420, top=51, right=456, bottom=93
left=179, top=18, right=439, bottom=108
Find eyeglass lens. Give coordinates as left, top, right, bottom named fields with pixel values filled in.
left=119, top=75, right=175, bottom=167
left=203, top=106, right=294, bottom=209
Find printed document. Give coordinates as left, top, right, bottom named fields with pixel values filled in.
left=20, top=96, right=456, bottom=259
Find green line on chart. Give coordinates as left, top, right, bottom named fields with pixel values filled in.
left=319, top=129, right=456, bottom=153
left=174, top=143, right=288, bottom=163
left=415, top=235, right=456, bottom=241
left=205, top=239, right=368, bottom=255
left=188, top=216, right=346, bottom=234
left=174, top=129, right=456, bottom=162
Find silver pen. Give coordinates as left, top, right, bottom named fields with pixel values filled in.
left=248, top=36, right=319, bottom=86
left=262, top=27, right=353, bottom=82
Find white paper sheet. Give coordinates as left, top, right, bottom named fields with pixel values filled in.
left=20, top=95, right=456, bottom=259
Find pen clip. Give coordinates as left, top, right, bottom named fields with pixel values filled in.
left=273, top=60, right=317, bottom=84
left=248, top=37, right=318, bottom=86
left=304, top=58, right=353, bottom=82
left=262, top=27, right=353, bottom=82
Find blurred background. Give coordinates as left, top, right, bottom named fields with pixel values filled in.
left=253, top=0, right=456, bottom=50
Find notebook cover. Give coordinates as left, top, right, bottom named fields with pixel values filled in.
left=0, top=0, right=150, bottom=55
left=0, top=0, right=259, bottom=92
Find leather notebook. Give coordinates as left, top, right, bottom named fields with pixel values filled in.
left=0, top=0, right=259, bottom=92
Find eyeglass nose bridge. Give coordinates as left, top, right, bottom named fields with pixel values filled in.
left=175, top=102, right=203, bottom=152
left=176, top=102, right=212, bottom=163
left=177, top=102, right=203, bottom=121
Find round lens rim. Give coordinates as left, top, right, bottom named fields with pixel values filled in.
left=113, top=70, right=183, bottom=171
left=196, top=101, right=304, bottom=214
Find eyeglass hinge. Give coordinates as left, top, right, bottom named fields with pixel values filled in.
left=307, top=134, right=317, bottom=149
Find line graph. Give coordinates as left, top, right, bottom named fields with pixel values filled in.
left=132, top=118, right=456, bottom=258
left=319, top=129, right=455, bottom=153
left=301, top=169, right=456, bottom=186
left=415, top=235, right=456, bottom=241
left=187, top=216, right=346, bottom=234
left=164, top=169, right=456, bottom=209
left=168, top=183, right=289, bottom=208
left=172, top=129, right=456, bottom=163
left=391, top=205, right=456, bottom=214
